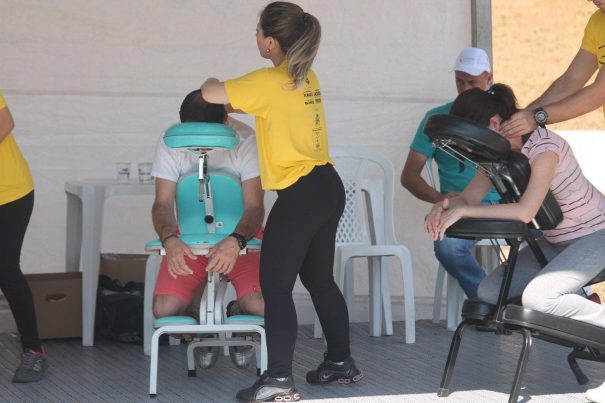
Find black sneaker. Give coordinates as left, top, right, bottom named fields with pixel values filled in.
left=236, top=372, right=300, bottom=402
left=12, top=347, right=47, bottom=383
left=306, top=355, right=363, bottom=385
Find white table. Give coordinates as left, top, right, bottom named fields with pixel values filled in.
left=65, top=179, right=154, bottom=346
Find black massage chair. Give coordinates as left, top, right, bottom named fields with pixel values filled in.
left=424, top=114, right=605, bottom=403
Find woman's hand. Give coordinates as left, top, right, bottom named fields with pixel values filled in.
left=425, top=200, right=445, bottom=240
left=425, top=198, right=464, bottom=241
left=206, top=236, right=240, bottom=274
left=435, top=204, right=465, bottom=240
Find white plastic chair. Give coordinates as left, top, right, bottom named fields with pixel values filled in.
left=424, top=158, right=503, bottom=330
left=313, top=146, right=415, bottom=343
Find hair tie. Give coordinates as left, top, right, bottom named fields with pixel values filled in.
left=302, top=12, right=310, bottom=23
left=486, top=88, right=495, bottom=96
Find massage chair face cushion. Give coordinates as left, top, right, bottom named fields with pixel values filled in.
left=164, top=122, right=239, bottom=150
left=424, top=114, right=511, bottom=162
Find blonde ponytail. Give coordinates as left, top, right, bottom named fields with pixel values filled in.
left=260, top=2, right=321, bottom=88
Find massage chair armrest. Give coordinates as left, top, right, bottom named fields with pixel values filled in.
left=445, top=218, right=529, bottom=240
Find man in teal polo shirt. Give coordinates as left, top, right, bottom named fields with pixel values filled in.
left=401, top=47, right=498, bottom=299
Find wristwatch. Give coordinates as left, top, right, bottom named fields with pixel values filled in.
left=533, top=107, right=548, bottom=128
left=229, top=232, right=247, bottom=250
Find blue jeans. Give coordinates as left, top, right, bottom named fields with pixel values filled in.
left=434, top=236, right=486, bottom=299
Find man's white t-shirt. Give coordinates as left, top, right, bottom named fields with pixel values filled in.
left=152, top=117, right=259, bottom=182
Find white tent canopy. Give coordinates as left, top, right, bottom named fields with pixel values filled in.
left=1, top=0, right=480, bottom=323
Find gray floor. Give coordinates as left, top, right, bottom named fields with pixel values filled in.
left=0, top=320, right=601, bottom=403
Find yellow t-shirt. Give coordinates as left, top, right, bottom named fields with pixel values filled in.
left=224, top=62, right=332, bottom=190
left=581, top=10, right=605, bottom=116
left=0, top=91, right=34, bottom=205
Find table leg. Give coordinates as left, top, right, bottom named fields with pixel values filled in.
left=65, top=192, right=82, bottom=272
left=80, top=186, right=105, bottom=346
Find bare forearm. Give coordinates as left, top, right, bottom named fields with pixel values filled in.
left=543, top=80, right=605, bottom=124
left=527, top=75, right=585, bottom=110
left=152, top=203, right=178, bottom=240
left=402, top=175, right=444, bottom=204
left=460, top=203, right=531, bottom=223
left=233, top=206, right=264, bottom=239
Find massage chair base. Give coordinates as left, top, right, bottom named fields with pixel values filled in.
left=503, top=304, right=605, bottom=386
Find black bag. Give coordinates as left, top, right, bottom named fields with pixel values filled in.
left=96, top=275, right=144, bottom=344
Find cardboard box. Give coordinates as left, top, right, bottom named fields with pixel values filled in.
left=99, top=253, right=148, bottom=284
left=25, top=272, right=82, bottom=340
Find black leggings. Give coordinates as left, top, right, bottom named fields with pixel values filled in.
left=260, top=164, right=350, bottom=377
left=0, top=191, right=41, bottom=352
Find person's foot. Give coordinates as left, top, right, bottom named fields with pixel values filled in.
left=194, top=334, right=220, bottom=369
left=306, top=354, right=363, bottom=385
left=586, top=382, right=605, bottom=403
left=12, top=347, right=47, bottom=383
left=236, top=372, right=300, bottom=402
left=226, top=300, right=256, bottom=369
left=229, top=343, right=255, bottom=369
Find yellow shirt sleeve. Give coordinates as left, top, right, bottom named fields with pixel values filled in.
left=580, top=11, right=600, bottom=56
left=0, top=89, right=35, bottom=204
left=225, top=68, right=272, bottom=118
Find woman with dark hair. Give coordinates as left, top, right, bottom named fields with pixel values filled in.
left=426, top=83, right=605, bottom=331
left=0, top=89, right=46, bottom=383
left=201, top=2, right=361, bottom=402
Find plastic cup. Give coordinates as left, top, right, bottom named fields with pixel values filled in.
left=137, top=162, right=153, bottom=184
left=116, top=162, right=131, bottom=183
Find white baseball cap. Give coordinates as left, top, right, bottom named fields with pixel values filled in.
left=452, top=47, right=491, bottom=76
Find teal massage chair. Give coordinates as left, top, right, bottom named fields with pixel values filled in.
left=143, top=122, right=265, bottom=397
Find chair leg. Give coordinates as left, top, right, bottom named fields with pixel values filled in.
left=393, top=250, right=415, bottom=344
left=313, top=314, right=323, bottom=339
left=343, top=259, right=355, bottom=315
left=186, top=342, right=197, bottom=377
left=144, top=255, right=161, bottom=356
left=369, top=256, right=383, bottom=337
left=380, top=257, right=393, bottom=336
left=149, top=328, right=163, bottom=397
left=446, top=274, right=463, bottom=331
left=438, top=321, right=471, bottom=397
left=567, top=347, right=589, bottom=385
left=508, top=328, right=533, bottom=403
left=433, top=265, right=446, bottom=324
left=259, top=328, right=268, bottom=374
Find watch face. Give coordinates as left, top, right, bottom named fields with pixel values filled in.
left=535, top=109, right=547, bottom=124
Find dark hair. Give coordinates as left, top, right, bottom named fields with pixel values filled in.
left=450, top=83, right=520, bottom=126
left=260, top=1, right=321, bottom=88
left=179, top=89, right=226, bottom=123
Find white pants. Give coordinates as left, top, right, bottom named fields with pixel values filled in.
left=478, top=229, right=605, bottom=328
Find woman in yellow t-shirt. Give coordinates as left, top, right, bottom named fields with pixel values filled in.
left=0, top=90, right=46, bottom=382
left=202, top=2, right=361, bottom=401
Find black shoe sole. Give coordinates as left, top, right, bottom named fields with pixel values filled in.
left=307, top=371, right=364, bottom=385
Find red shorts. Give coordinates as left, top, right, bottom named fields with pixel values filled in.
left=153, top=232, right=263, bottom=305
left=153, top=252, right=261, bottom=305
